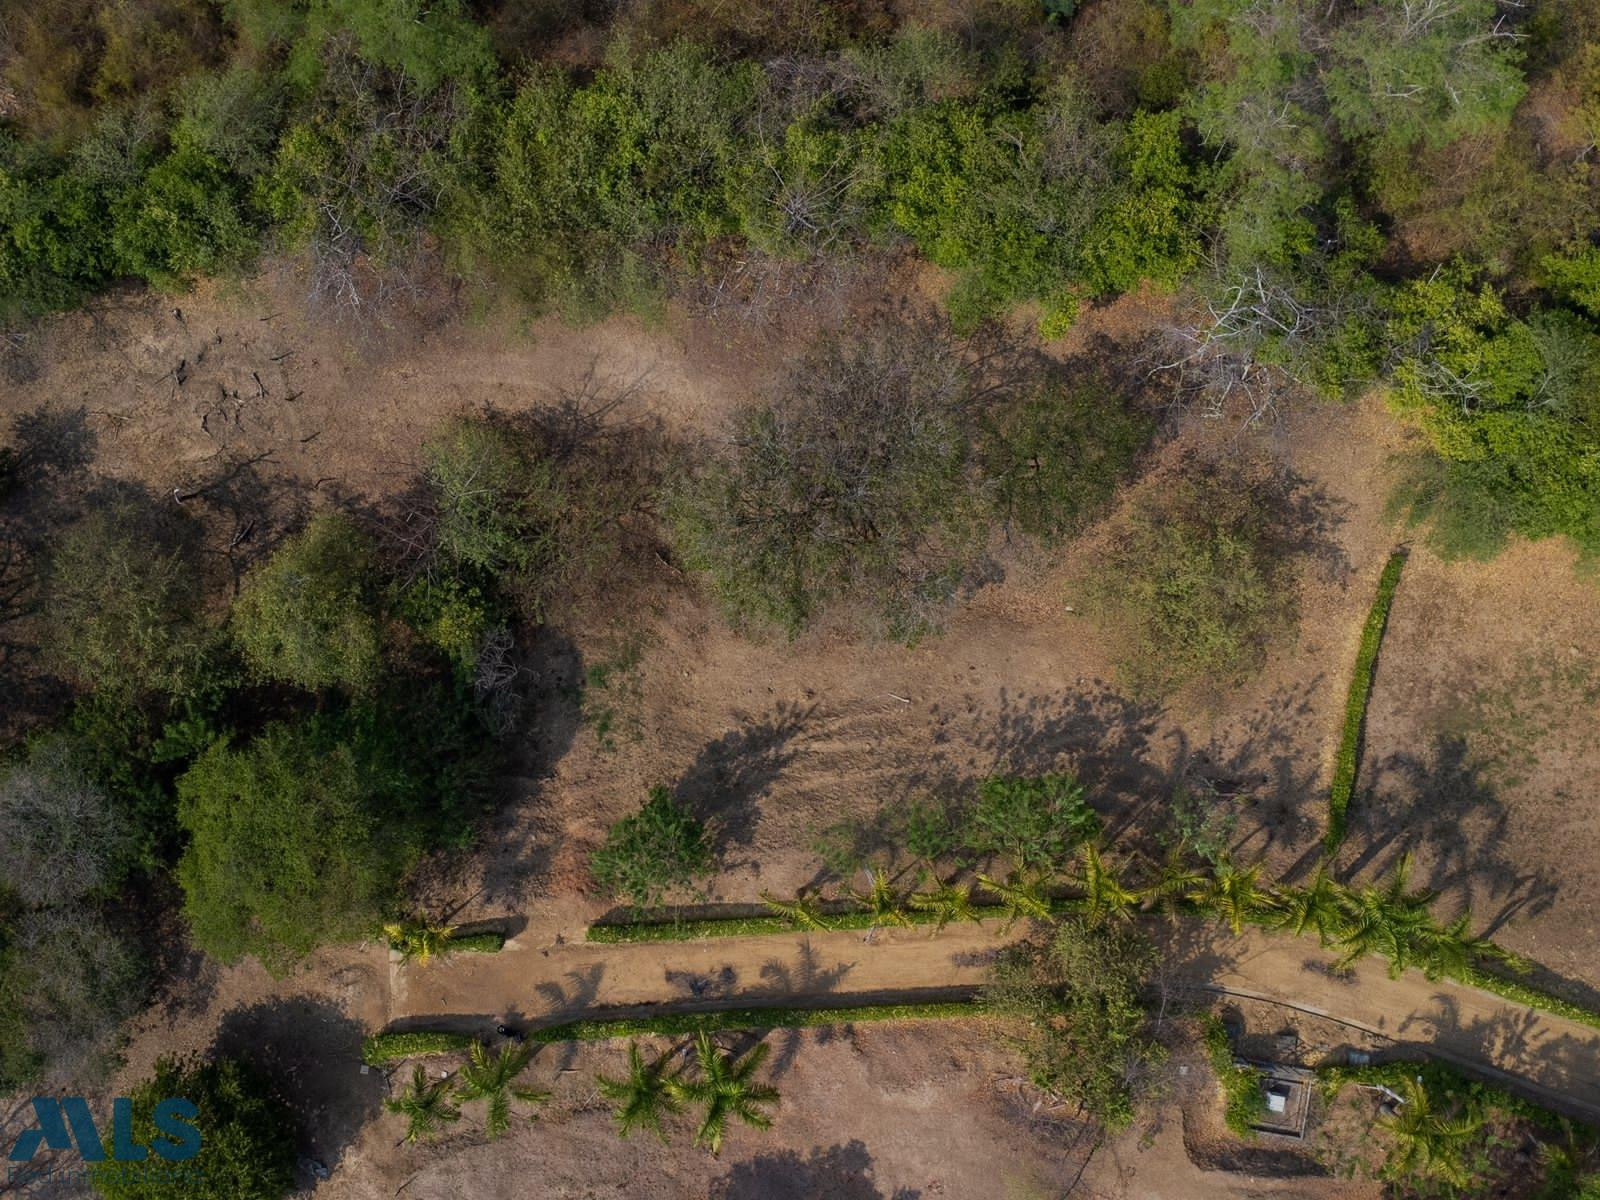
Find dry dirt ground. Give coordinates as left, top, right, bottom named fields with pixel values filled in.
left=5, top=265, right=1600, bottom=1196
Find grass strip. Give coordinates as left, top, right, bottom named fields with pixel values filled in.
left=530, top=1000, right=981, bottom=1043
left=451, top=931, right=505, bottom=954
left=587, top=898, right=1085, bottom=943
left=361, top=1031, right=475, bottom=1066
left=1450, top=964, right=1600, bottom=1033
left=1326, top=549, right=1407, bottom=853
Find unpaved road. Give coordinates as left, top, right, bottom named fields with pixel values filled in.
left=390, top=917, right=1600, bottom=1121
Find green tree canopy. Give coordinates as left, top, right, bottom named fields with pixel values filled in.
left=175, top=717, right=416, bottom=968
left=231, top=511, right=384, bottom=692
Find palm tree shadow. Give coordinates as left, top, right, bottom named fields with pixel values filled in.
left=533, top=964, right=606, bottom=1069
left=709, top=1139, right=920, bottom=1199
left=675, top=702, right=813, bottom=854
left=758, top=940, right=856, bottom=1078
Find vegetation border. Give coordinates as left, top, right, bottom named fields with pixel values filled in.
left=1325, top=549, right=1407, bottom=852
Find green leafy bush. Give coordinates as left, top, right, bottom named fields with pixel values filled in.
left=44, top=498, right=206, bottom=697
left=589, top=786, right=714, bottom=910
left=965, top=774, right=1102, bottom=871
left=230, top=512, right=384, bottom=692
left=1201, top=1015, right=1266, bottom=1137
left=980, top=385, right=1151, bottom=541
left=175, top=717, right=418, bottom=969
left=1086, top=460, right=1310, bottom=695
left=1384, top=266, right=1600, bottom=557
left=982, top=917, right=1164, bottom=1130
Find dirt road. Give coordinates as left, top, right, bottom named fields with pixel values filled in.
left=390, top=916, right=1600, bottom=1121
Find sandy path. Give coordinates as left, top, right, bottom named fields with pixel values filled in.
left=390, top=919, right=1600, bottom=1122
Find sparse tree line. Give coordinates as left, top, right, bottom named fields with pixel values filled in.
left=2, top=0, right=1600, bottom=555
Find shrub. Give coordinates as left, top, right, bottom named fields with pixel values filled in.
left=175, top=718, right=417, bottom=969
left=982, top=917, right=1164, bottom=1130
left=1325, top=550, right=1406, bottom=852
left=0, top=737, right=129, bottom=906
left=979, top=384, right=1151, bottom=541
left=1086, top=460, right=1309, bottom=695
left=589, top=786, right=714, bottom=911
left=1384, top=267, right=1600, bottom=557
left=1201, top=1015, right=1267, bottom=1137
left=452, top=931, right=505, bottom=954
left=0, top=904, right=147, bottom=1092
left=231, top=512, right=384, bottom=692
left=965, top=774, right=1101, bottom=871
left=362, top=1030, right=475, bottom=1065
left=44, top=498, right=206, bottom=696
left=91, top=1054, right=295, bottom=1200
left=669, top=319, right=987, bottom=640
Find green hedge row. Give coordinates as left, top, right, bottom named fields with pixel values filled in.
left=452, top=931, right=505, bottom=954
left=586, top=898, right=1086, bottom=943
left=1201, top=1016, right=1268, bottom=1136
left=1451, top=964, right=1600, bottom=1033
left=361, top=1031, right=475, bottom=1066
left=1325, top=550, right=1408, bottom=852
left=530, top=1000, right=980, bottom=1043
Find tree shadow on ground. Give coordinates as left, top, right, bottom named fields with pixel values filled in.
left=675, top=701, right=812, bottom=853
left=1349, top=735, right=1557, bottom=931
left=709, top=1139, right=920, bottom=1200
left=210, top=997, right=383, bottom=1183
left=474, top=627, right=584, bottom=905
left=756, top=940, right=856, bottom=1078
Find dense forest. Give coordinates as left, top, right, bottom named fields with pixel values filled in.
left=3, top=0, right=1600, bottom=1136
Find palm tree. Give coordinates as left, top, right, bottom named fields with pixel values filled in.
left=977, top=869, right=1054, bottom=930
left=383, top=915, right=457, bottom=967
left=385, top=1064, right=461, bottom=1145
left=907, top=877, right=981, bottom=931
left=1197, top=858, right=1279, bottom=935
left=1332, top=852, right=1438, bottom=976
left=1271, top=868, right=1348, bottom=945
left=1074, top=844, right=1139, bottom=924
left=1138, top=848, right=1207, bottom=916
left=1412, top=911, right=1513, bottom=981
left=670, top=1031, right=780, bottom=1156
left=848, top=867, right=913, bottom=929
left=759, top=890, right=832, bottom=932
left=595, top=1041, right=683, bottom=1143
left=1377, top=1076, right=1484, bottom=1189
left=456, top=1040, right=549, bottom=1138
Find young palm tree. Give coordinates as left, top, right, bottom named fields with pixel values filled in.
left=907, top=877, right=981, bottom=931
left=1138, top=848, right=1208, bottom=916
left=1332, top=853, right=1437, bottom=976
left=1271, top=868, right=1348, bottom=945
left=385, top=1064, right=461, bottom=1144
left=456, top=1040, right=549, bottom=1138
left=1074, top=844, right=1139, bottom=924
left=1197, top=858, right=1279, bottom=934
left=382, top=915, right=457, bottom=967
left=1377, top=1076, right=1484, bottom=1189
left=759, top=890, right=832, bottom=932
left=670, top=1032, right=780, bottom=1156
left=977, top=869, right=1054, bottom=930
left=848, top=867, right=913, bottom=929
left=595, top=1041, right=683, bottom=1143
